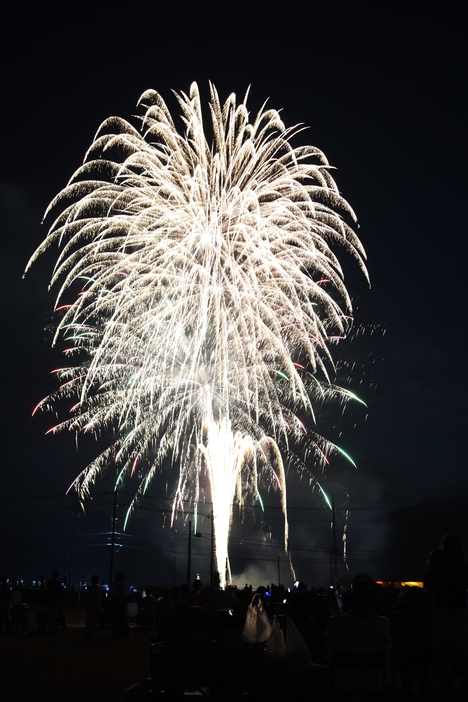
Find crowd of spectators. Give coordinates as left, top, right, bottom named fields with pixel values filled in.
left=1, top=533, right=467, bottom=699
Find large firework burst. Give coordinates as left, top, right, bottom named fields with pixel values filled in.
left=27, top=83, right=367, bottom=586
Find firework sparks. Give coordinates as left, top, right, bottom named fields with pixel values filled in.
left=26, top=83, right=367, bottom=587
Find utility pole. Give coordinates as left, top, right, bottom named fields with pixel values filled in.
left=109, top=489, right=118, bottom=586
left=187, top=521, right=201, bottom=585
left=68, top=491, right=80, bottom=589
left=187, top=520, right=192, bottom=584
left=210, top=508, right=215, bottom=585
left=332, top=494, right=338, bottom=586
left=277, top=556, right=280, bottom=586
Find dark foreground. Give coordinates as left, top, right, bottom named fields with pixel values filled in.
left=0, top=609, right=150, bottom=702
left=1, top=609, right=304, bottom=701
left=0, top=608, right=446, bottom=702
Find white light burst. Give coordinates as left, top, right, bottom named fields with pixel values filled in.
left=27, top=83, right=368, bottom=587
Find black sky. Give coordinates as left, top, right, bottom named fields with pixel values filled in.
left=1, top=2, right=466, bottom=586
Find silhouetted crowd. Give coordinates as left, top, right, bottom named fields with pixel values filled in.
left=1, top=533, right=467, bottom=700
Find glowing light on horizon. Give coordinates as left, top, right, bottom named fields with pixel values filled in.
left=27, top=82, right=367, bottom=587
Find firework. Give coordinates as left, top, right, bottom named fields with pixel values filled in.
left=27, top=83, right=367, bottom=586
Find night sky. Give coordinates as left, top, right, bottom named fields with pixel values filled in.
left=1, top=2, right=466, bottom=588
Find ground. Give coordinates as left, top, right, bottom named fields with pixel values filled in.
left=0, top=609, right=150, bottom=701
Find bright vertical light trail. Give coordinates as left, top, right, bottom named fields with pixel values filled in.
left=26, top=83, right=367, bottom=587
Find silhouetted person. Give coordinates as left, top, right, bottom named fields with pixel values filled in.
left=0, top=576, right=11, bottom=634
left=108, top=572, right=129, bottom=638
left=326, top=573, right=391, bottom=655
left=46, top=570, right=61, bottom=633
left=154, top=589, right=175, bottom=629
left=391, top=586, right=431, bottom=694
left=138, top=587, right=156, bottom=628
left=85, top=574, right=102, bottom=638
left=185, top=579, right=203, bottom=613
left=303, top=575, right=391, bottom=696
left=201, top=571, right=228, bottom=617
left=174, top=583, right=190, bottom=620
left=424, top=534, right=468, bottom=699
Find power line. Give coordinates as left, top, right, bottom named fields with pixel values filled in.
left=0, top=491, right=409, bottom=513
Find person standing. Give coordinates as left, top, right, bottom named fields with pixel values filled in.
left=108, top=572, right=129, bottom=638
left=46, top=571, right=62, bottom=633
left=424, top=534, right=468, bottom=700
left=85, top=575, right=103, bottom=638
left=0, top=576, right=11, bottom=634
left=326, top=573, right=392, bottom=655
